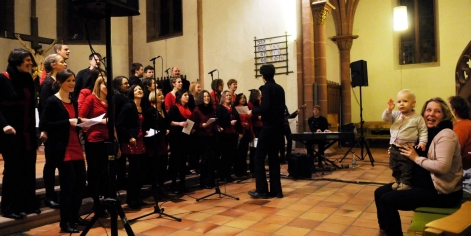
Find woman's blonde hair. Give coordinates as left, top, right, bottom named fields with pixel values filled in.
left=148, top=89, right=163, bottom=103
left=92, top=76, right=107, bottom=99
left=220, top=90, right=231, bottom=106
left=189, top=81, right=200, bottom=96
left=420, top=97, right=454, bottom=122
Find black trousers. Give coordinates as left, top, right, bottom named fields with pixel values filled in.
left=235, top=129, right=250, bottom=176
left=58, top=160, right=86, bottom=226
left=169, top=136, right=189, bottom=189
left=198, top=135, right=217, bottom=186
left=1, top=145, right=37, bottom=214
left=43, top=141, right=59, bottom=200
left=219, top=133, right=238, bottom=180
left=126, top=153, right=144, bottom=203
left=374, top=183, right=462, bottom=235
left=249, top=126, right=262, bottom=174
left=306, top=140, right=326, bottom=167
left=254, top=126, right=283, bottom=194
left=279, top=125, right=292, bottom=162
left=85, top=142, right=111, bottom=210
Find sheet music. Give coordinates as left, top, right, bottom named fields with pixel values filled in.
left=145, top=128, right=160, bottom=137
left=76, top=114, right=105, bottom=127
left=235, top=106, right=249, bottom=114
left=182, top=119, right=194, bottom=135
left=206, top=118, right=216, bottom=125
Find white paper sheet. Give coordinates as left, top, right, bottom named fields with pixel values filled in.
left=206, top=118, right=216, bottom=125
left=235, top=106, right=249, bottom=114
left=76, top=114, right=105, bottom=127
left=182, top=119, right=195, bottom=135
left=145, top=128, right=160, bottom=137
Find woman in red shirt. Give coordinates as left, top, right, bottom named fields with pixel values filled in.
left=190, top=90, right=216, bottom=188
left=116, top=84, right=147, bottom=209
left=234, top=93, right=252, bottom=177
left=39, top=69, right=88, bottom=233
left=167, top=89, right=192, bottom=193
left=164, top=76, right=183, bottom=111
left=79, top=76, right=118, bottom=218
left=215, top=90, right=242, bottom=182
left=248, top=89, right=262, bottom=176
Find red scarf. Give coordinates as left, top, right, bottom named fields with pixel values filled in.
left=176, top=103, right=192, bottom=119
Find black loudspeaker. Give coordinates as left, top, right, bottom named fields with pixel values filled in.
left=287, top=153, right=313, bottom=179
left=72, top=0, right=140, bottom=18
left=350, top=60, right=368, bottom=87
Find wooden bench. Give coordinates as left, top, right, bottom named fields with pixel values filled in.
left=407, top=192, right=471, bottom=236
left=423, top=201, right=471, bottom=236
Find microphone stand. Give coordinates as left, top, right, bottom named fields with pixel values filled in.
left=209, top=71, right=214, bottom=81
left=130, top=56, right=181, bottom=223
left=80, top=4, right=134, bottom=236
left=196, top=109, right=239, bottom=202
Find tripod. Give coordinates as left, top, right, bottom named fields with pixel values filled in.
left=129, top=201, right=181, bottom=222
left=196, top=171, right=240, bottom=201
left=339, top=85, right=374, bottom=166
left=80, top=154, right=135, bottom=236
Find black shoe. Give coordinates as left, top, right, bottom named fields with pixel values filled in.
left=94, top=209, right=110, bottom=218
left=138, top=200, right=149, bottom=206
left=127, top=201, right=141, bottom=209
left=60, top=223, right=79, bottom=233
left=269, top=192, right=284, bottom=198
left=200, top=184, right=214, bottom=189
left=248, top=191, right=268, bottom=199
left=73, top=217, right=90, bottom=226
left=45, top=199, right=60, bottom=209
left=25, top=208, right=41, bottom=215
left=3, top=212, right=25, bottom=220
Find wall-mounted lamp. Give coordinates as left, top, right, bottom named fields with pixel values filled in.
left=393, top=6, right=408, bottom=31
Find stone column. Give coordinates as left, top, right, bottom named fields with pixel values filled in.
left=197, top=0, right=204, bottom=88
left=298, top=0, right=315, bottom=132
left=311, top=1, right=335, bottom=118
left=331, top=35, right=357, bottom=125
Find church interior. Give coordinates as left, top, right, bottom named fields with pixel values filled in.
left=1, top=0, right=471, bottom=235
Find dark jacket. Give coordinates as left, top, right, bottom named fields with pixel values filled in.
left=39, top=76, right=59, bottom=116
left=73, top=67, right=91, bottom=99
left=128, top=75, right=142, bottom=87
left=215, top=104, right=242, bottom=135
left=308, top=115, right=329, bottom=132
left=143, top=104, right=168, bottom=145
left=191, top=104, right=215, bottom=136
left=116, top=101, right=141, bottom=143
left=252, top=80, right=286, bottom=129
left=0, top=64, right=37, bottom=152
left=39, top=95, right=80, bottom=164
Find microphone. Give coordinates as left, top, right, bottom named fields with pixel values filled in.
left=165, top=68, right=171, bottom=74
left=150, top=55, right=161, bottom=61
left=208, top=69, right=218, bottom=74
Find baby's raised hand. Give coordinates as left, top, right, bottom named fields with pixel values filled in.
left=387, top=99, right=395, bottom=112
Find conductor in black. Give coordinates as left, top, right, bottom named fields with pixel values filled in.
left=248, top=64, right=285, bottom=199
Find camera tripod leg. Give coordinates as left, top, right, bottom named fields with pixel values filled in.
left=81, top=198, right=135, bottom=236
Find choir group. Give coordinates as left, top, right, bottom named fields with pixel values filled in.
left=0, top=48, right=286, bottom=233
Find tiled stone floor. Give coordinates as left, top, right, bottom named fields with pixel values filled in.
left=2, top=146, right=413, bottom=235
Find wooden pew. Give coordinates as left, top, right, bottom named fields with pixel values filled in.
left=423, top=201, right=471, bottom=236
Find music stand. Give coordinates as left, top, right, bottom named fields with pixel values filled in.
left=339, top=85, right=375, bottom=166
left=196, top=171, right=240, bottom=202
